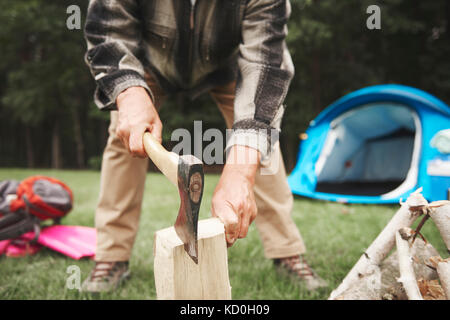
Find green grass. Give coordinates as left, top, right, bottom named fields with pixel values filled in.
left=0, top=168, right=447, bottom=300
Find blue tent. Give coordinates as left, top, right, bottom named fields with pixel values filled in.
left=288, top=84, right=450, bottom=203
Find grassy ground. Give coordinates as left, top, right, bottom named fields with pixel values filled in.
left=0, top=168, right=447, bottom=300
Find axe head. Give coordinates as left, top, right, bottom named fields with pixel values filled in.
left=175, top=154, right=204, bottom=264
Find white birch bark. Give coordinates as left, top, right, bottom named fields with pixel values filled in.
left=329, top=189, right=424, bottom=300
left=395, top=227, right=423, bottom=300
left=429, top=202, right=450, bottom=252
left=436, top=260, right=450, bottom=300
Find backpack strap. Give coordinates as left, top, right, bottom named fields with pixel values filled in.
left=22, top=194, right=61, bottom=220
left=0, top=180, right=19, bottom=214
left=0, top=211, right=40, bottom=242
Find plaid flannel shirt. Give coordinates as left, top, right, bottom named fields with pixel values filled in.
left=84, top=0, right=294, bottom=160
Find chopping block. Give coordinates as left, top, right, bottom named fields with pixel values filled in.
left=154, top=217, right=232, bottom=300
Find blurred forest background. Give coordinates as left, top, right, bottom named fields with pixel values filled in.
left=0, top=0, right=449, bottom=171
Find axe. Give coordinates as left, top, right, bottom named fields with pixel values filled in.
left=143, top=132, right=203, bottom=264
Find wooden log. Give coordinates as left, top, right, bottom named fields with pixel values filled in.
left=380, top=238, right=439, bottom=300
left=428, top=202, right=450, bottom=252
left=436, top=259, right=450, bottom=299
left=154, top=218, right=232, bottom=300
left=395, top=227, right=423, bottom=300
left=328, top=189, right=424, bottom=299
left=335, top=265, right=382, bottom=300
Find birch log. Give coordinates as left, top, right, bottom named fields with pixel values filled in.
left=428, top=202, right=450, bottom=252
left=335, top=265, right=381, bottom=300
left=437, top=260, right=450, bottom=299
left=154, top=218, right=231, bottom=300
left=329, top=189, right=424, bottom=299
left=395, top=227, right=423, bottom=300
left=380, top=238, right=439, bottom=300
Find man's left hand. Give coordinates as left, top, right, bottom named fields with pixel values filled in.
left=211, top=145, right=260, bottom=247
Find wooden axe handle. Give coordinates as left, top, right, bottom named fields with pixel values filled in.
left=143, top=132, right=179, bottom=186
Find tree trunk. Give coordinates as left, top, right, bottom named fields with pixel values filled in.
left=72, top=108, right=85, bottom=168
left=99, top=119, right=108, bottom=150
left=51, top=120, right=62, bottom=169
left=281, top=136, right=296, bottom=173
left=311, top=51, right=322, bottom=113
left=25, top=126, right=34, bottom=168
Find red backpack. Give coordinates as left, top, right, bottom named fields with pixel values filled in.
left=0, top=176, right=73, bottom=241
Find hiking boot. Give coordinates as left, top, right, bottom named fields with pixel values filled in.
left=274, top=255, right=328, bottom=291
left=81, top=261, right=130, bottom=293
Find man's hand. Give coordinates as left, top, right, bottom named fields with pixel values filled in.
left=212, top=145, right=260, bottom=247
left=116, top=86, right=162, bottom=157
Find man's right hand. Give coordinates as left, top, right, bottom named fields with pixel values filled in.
left=116, top=86, right=162, bottom=158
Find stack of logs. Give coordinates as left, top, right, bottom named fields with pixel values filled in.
left=329, top=188, right=450, bottom=300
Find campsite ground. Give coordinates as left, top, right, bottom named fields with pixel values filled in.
left=0, top=168, right=447, bottom=300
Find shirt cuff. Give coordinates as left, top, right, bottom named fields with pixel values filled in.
left=94, top=69, right=154, bottom=111
left=225, top=126, right=279, bottom=166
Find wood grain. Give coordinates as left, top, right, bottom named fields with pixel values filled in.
left=154, top=218, right=232, bottom=300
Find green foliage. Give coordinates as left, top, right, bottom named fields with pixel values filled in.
left=0, top=0, right=98, bottom=168
left=87, top=156, right=102, bottom=171
left=1, top=0, right=85, bottom=122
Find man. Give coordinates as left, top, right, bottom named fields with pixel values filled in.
left=82, top=0, right=326, bottom=293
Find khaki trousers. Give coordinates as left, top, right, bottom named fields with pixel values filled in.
left=95, top=78, right=306, bottom=262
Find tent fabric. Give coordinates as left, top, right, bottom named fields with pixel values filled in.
left=288, top=84, right=450, bottom=203
left=363, top=135, right=414, bottom=181
left=315, top=103, right=416, bottom=183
